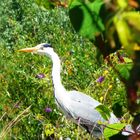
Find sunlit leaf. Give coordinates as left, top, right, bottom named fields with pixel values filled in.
left=114, top=11, right=140, bottom=53
left=114, top=17, right=131, bottom=49
left=117, top=0, right=128, bottom=9
left=95, top=104, right=111, bottom=121
left=123, top=12, right=140, bottom=31
left=123, top=12, right=140, bottom=50
left=104, top=123, right=126, bottom=138
left=123, top=57, right=133, bottom=63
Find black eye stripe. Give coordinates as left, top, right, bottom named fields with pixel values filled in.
left=43, top=44, right=52, bottom=48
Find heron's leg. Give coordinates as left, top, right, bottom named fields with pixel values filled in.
left=76, top=117, right=81, bottom=140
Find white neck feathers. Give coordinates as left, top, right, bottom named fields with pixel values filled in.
left=47, top=51, right=65, bottom=93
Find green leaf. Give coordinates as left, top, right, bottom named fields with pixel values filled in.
left=114, top=12, right=140, bottom=53
left=104, top=123, right=126, bottom=138
left=123, top=12, right=140, bottom=32
left=95, top=104, right=111, bottom=121
left=69, top=0, right=105, bottom=40
left=123, top=12, right=140, bottom=47
left=117, top=0, right=128, bottom=9
left=115, top=63, right=133, bottom=80
left=114, top=17, right=131, bottom=49
left=123, top=57, right=133, bottom=63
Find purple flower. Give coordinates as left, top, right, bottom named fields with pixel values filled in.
left=97, top=76, right=105, bottom=83
left=14, top=102, right=20, bottom=108
left=35, top=73, right=45, bottom=79
left=45, top=107, right=52, bottom=113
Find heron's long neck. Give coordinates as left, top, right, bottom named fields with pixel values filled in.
left=49, top=52, right=65, bottom=93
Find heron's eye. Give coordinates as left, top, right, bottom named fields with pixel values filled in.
left=43, top=44, right=52, bottom=48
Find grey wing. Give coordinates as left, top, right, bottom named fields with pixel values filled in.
left=67, top=90, right=105, bottom=136
left=67, top=90, right=119, bottom=125
left=67, top=90, right=105, bottom=122
left=68, top=90, right=101, bottom=108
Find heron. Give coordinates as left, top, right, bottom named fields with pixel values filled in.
left=18, top=43, right=119, bottom=138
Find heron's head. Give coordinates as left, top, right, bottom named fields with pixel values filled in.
left=18, top=43, right=54, bottom=56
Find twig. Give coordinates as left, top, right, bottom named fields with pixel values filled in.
left=0, top=105, right=31, bottom=139
left=0, top=112, right=7, bottom=121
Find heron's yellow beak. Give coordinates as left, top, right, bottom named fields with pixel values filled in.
left=18, top=47, right=38, bottom=52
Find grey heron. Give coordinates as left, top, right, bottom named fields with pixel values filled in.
left=18, top=43, right=119, bottom=138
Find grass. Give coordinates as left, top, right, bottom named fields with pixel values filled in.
left=0, top=0, right=128, bottom=139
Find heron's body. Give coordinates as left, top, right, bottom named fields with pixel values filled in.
left=49, top=49, right=119, bottom=137
left=19, top=43, right=119, bottom=138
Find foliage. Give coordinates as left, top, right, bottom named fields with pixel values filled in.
left=1, top=0, right=139, bottom=139
left=104, top=123, right=126, bottom=139
left=69, top=0, right=104, bottom=40
left=95, top=104, right=111, bottom=120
